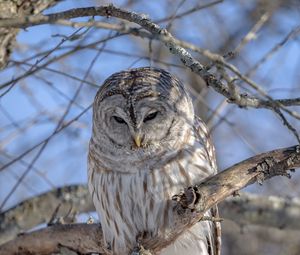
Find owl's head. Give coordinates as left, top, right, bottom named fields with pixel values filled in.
left=91, top=67, right=194, bottom=165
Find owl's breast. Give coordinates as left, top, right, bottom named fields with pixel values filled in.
left=88, top=138, right=213, bottom=254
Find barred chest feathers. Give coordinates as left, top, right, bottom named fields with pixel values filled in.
left=88, top=125, right=214, bottom=254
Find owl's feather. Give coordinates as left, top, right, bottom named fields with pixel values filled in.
left=88, top=67, right=221, bottom=255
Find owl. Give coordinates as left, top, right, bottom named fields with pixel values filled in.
left=88, top=67, right=221, bottom=255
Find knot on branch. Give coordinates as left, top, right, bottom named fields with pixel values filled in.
left=159, top=28, right=169, bottom=36
left=189, top=63, right=204, bottom=74
left=254, top=157, right=277, bottom=184
left=172, top=186, right=203, bottom=214
left=203, top=73, right=217, bottom=87
left=131, top=245, right=152, bottom=255
left=227, top=93, right=249, bottom=108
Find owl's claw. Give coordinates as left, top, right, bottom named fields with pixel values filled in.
left=132, top=232, right=152, bottom=255
left=131, top=245, right=152, bottom=255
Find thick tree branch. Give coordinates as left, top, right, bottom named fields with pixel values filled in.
left=0, top=223, right=105, bottom=255
left=0, top=145, right=299, bottom=254
left=145, top=145, right=300, bottom=253
left=174, top=145, right=300, bottom=214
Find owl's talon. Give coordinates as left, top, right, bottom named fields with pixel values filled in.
left=131, top=245, right=152, bottom=255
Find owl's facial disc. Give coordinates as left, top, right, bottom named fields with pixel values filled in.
left=127, top=98, right=178, bottom=151
left=106, top=103, right=168, bottom=150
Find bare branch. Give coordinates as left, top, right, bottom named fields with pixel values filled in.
left=1, top=4, right=299, bottom=144
left=1, top=5, right=299, bottom=111
left=0, top=185, right=91, bottom=245
left=150, top=145, right=300, bottom=253
left=1, top=145, right=299, bottom=254
left=0, top=223, right=106, bottom=255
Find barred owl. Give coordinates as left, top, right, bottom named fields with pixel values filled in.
left=88, top=67, right=221, bottom=255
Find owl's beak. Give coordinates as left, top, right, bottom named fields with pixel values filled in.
left=133, top=135, right=141, bottom=147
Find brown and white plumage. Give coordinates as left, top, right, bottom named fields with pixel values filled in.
left=88, top=67, right=221, bottom=255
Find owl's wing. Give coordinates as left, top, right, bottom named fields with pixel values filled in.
left=193, top=116, right=217, bottom=173
left=194, top=116, right=221, bottom=255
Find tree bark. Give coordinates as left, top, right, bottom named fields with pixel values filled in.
left=0, top=0, right=58, bottom=69
left=0, top=223, right=105, bottom=255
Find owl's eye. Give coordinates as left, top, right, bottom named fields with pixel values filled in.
left=113, top=116, right=126, bottom=124
left=143, top=111, right=158, bottom=122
